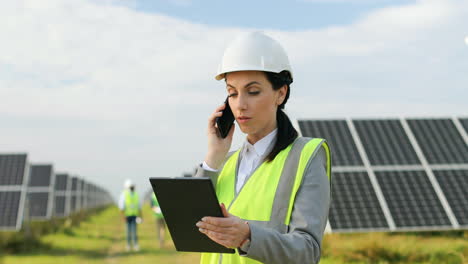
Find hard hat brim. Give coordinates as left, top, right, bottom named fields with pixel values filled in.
left=215, top=69, right=293, bottom=81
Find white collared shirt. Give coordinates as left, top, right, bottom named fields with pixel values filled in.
left=203, top=129, right=278, bottom=193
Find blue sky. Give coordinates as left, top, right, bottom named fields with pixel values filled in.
left=125, top=0, right=414, bottom=30
left=0, top=0, right=467, bottom=199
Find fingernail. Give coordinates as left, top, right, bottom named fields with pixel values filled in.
left=201, top=217, right=206, bottom=222
left=196, top=222, right=201, bottom=227
left=199, top=228, right=205, bottom=232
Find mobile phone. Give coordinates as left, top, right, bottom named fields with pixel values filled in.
left=216, top=97, right=235, bottom=138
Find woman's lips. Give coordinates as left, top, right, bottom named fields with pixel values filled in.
left=237, top=116, right=251, bottom=124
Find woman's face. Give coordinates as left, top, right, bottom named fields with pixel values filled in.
left=225, top=71, right=286, bottom=144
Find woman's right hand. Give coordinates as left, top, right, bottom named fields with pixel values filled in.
left=204, top=103, right=235, bottom=170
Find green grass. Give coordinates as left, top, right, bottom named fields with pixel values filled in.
left=321, top=231, right=467, bottom=264
left=2, top=206, right=199, bottom=264
left=1, top=206, right=467, bottom=264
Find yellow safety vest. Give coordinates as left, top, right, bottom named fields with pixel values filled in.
left=124, top=190, right=139, bottom=217
left=200, top=137, right=331, bottom=264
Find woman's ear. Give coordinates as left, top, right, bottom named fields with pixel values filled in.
left=277, top=85, right=288, bottom=106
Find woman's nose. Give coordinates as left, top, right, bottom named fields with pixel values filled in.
left=236, top=94, right=248, bottom=111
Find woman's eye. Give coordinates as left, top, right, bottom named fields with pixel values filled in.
left=228, top=93, right=238, bottom=97
left=249, top=91, right=260, bottom=95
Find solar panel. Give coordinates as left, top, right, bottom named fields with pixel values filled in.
left=353, top=120, right=421, bottom=165
left=407, top=119, right=468, bottom=164
left=0, top=191, right=21, bottom=229
left=55, top=174, right=68, bottom=191
left=54, top=196, right=66, bottom=216
left=27, top=164, right=55, bottom=220
left=298, top=120, right=363, bottom=166
left=69, top=176, right=79, bottom=213
left=81, top=182, right=88, bottom=209
left=28, top=165, right=52, bottom=187
left=0, top=154, right=29, bottom=230
left=27, top=192, right=49, bottom=218
left=433, top=169, right=468, bottom=226
left=54, top=173, right=71, bottom=217
left=459, top=118, right=468, bottom=133
left=0, top=154, right=28, bottom=185
left=71, top=177, right=78, bottom=191
left=329, top=171, right=389, bottom=231
left=375, top=170, right=451, bottom=228
left=75, top=178, right=82, bottom=211
left=70, top=196, right=76, bottom=213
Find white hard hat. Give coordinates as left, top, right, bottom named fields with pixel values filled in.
left=215, top=31, right=293, bottom=81
left=124, top=179, right=134, bottom=189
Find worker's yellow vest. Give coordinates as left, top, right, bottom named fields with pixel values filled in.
left=124, top=191, right=139, bottom=217
left=200, top=137, right=331, bottom=264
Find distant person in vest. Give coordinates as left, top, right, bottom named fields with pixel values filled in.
left=150, top=192, right=166, bottom=248
left=119, top=179, right=142, bottom=252
left=195, top=32, right=332, bottom=264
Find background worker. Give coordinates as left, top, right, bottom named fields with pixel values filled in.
left=195, top=32, right=332, bottom=264
left=118, top=179, right=142, bottom=252
left=150, top=192, right=166, bottom=248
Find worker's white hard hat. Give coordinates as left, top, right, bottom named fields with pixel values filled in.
left=215, top=31, right=293, bottom=81
left=124, top=179, right=134, bottom=189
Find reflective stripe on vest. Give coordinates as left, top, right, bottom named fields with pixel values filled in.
left=124, top=191, right=139, bottom=217
left=200, top=137, right=332, bottom=264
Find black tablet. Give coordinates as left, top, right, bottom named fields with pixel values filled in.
left=149, top=177, right=235, bottom=253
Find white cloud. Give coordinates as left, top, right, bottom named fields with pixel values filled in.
left=0, top=0, right=467, bottom=199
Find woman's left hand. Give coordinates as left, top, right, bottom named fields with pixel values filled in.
left=197, top=203, right=250, bottom=249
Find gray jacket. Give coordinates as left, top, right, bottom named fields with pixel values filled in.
left=195, top=144, right=330, bottom=264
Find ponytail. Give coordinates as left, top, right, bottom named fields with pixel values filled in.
left=264, top=71, right=298, bottom=162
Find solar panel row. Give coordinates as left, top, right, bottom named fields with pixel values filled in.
left=0, top=153, right=114, bottom=231
left=299, top=117, right=468, bottom=232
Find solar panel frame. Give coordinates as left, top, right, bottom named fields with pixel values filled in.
left=0, top=153, right=29, bottom=231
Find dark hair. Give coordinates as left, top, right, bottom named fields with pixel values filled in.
left=264, top=70, right=298, bottom=162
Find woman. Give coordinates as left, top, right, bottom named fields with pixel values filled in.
left=195, top=32, right=332, bottom=264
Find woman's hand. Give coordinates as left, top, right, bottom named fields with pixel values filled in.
left=196, top=203, right=250, bottom=249
left=204, top=103, right=235, bottom=170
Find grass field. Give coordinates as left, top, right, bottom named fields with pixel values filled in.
left=1, top=206, right=199, bottom=264
left=1, top=206, right=466, bottom=264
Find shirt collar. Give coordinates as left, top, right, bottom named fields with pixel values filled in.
left=243, top=128, right=278, bottom=157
